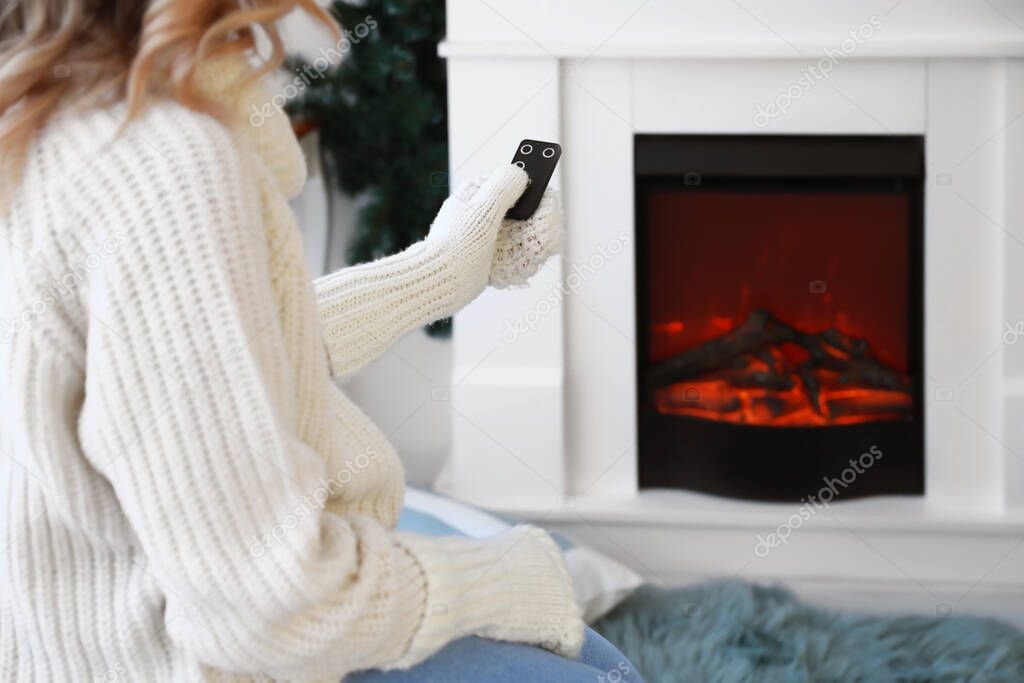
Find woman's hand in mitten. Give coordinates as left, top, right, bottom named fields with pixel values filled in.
left=490, top=187, right=562, bottom=288
left=424, top=165, right=529, bottom=309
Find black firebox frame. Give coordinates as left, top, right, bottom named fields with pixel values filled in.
left=634, top=134, right=925, bottom=502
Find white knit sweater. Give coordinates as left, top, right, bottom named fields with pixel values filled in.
left=0, top=60, right=579, bottom=681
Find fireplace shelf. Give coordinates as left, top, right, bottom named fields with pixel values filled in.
left=439, top=38, right=1024, bottom=61
left=436, top=484, right=1024, bottom=628
left=446, top=488, right=1024, bottom=535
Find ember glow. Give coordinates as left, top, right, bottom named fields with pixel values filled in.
left=649, top=310, right=912, bottom=426
left=654, top=368, right=913, bottom=426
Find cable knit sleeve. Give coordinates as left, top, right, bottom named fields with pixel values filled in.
left=311, top=166, right=561, bottom=379
left=310, top=167, right=524, bottom=378
left=310, top=240, right=471, bottom=379
left=76, top=110, right=580, bottom=681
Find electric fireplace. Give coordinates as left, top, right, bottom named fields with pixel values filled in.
left=444, top=4, right=1024, bottom=618
left=635, top=135, right=925, bottom=501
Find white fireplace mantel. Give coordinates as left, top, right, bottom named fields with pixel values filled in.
left=439, top=0, right=1024, bottom=622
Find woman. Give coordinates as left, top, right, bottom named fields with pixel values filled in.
left=0, top=1, right=643, bottom=681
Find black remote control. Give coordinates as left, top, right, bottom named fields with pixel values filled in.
left=506, top=139, right=562, bottom=220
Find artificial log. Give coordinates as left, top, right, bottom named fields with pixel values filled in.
left=836, top=360, right=906, bottom=391
left=646, top=309, right=912, bottom=423
left=645, top=309, right=792, bottom=388
left=721, top=349, right=796, bottom=391
left=647, top=309, right=907, bottom=391
left=796, top=362, right=823, bottom=415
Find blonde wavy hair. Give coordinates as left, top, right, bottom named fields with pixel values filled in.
left=0, top=0, right=337, bottom=188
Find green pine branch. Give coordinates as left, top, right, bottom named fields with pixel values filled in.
left=286, top=0, right=451, bottom=336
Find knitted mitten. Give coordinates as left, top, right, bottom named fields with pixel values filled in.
left=424, top=164, right=529, bottom=308
left=430, top=169, right=562, bottom=290
left=393, top=525, right=585, bottom=663
left=490, top=188, right=562, bottom=288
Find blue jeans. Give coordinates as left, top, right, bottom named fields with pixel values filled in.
left=346, top=627, right=643, bottom=683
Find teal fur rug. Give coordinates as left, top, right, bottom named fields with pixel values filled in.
left=595, top=581, right=1024, bottom=683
